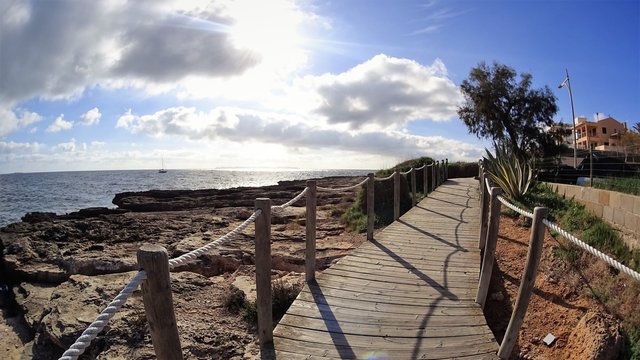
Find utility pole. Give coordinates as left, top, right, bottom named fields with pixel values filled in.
left=559, top=69, right=578, bottom=168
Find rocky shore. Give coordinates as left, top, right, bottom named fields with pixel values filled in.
left=0, top=176, right=367, bottom=359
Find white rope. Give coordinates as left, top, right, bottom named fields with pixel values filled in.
left=169, top=210, right=261, bottom=268
left=497, top=195, right=534, bottom=219
left=272, top=188, right=308, bottom=210
left=485, top=177, right=491, bottom=193
left=317, top=177, right=368, bottom=192
left=399, top=168, right=413, bottom=175
left=427, top=163, right=434, bottom=167
left=543, top=219, right=640, bottom=282
left=59, top=271, right=147, bottom=360
left=374, top=172, right=396, bottom=181
left=414, top=164, right=426, bottom=170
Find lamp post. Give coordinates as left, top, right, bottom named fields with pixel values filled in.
left=559, top=69, right=578, bottom=168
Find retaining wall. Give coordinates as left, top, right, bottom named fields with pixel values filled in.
left=544, top=182, right=640, bottom=249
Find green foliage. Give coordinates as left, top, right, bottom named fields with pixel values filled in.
left=625, top=325, right=640, bottom=360
left=483, top=144, right=534, bottom=201
left=458, top=61, right=558, bottom=159
left=342, top=205, right=368, bottom=233
left=242, top=301, right=257, bottom=322
left=592, top=176, right=640, bottom=196
left=552, top=245, right=580, bottom=265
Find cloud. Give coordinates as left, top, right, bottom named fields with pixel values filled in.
left=0, top=106, right=42, bottom=136
left=295, top=55, right=461, bottom=129
left=54, top=138, right=76, bottom=152
left=0, top=141, right=43, bottom=154
left=46, top=114, right=73, bottom=132
left=0, top=0, right=270, bottom=104
left=116, top=106, right=482, bottom=161
left=79, top=107, right=102, bottom=126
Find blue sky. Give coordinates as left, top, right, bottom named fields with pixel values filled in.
left=0, top=0, right=638, bottom=173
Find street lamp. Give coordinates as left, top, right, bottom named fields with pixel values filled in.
left=558, top=69, right=577, bottom=168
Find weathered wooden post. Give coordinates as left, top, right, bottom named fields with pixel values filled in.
left=478, top=170, right=490, bottom=250
left=367, top=173, right=375, bottom=241
left=393, top=171, right=400, bottom=220
left=436, top=160, right=440, bottom=186
left=475, top=186, right=502, bottom=309
left=445, top=158, right=449, bottom=180
left=431, top=163, right=435, bottom=192
left=410, top=168, right=417, bottom=206
left=305, top=181, right=316, bottom=282
left=423, top=164, right=429, bottom=195
left=137, top=245, right=184, bottom=360
left=255, top=198, right=273, bottom=348
left=498, top=207, right=549, bottom=359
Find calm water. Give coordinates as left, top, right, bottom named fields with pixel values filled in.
left=0, top=169, right=371, bottom=227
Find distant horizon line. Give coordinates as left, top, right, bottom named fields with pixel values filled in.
left=0, top=167, right=376, bottom=176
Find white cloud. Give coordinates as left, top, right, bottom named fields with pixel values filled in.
left=46, top=114, right=73, bottom=132
left=289, top=55, right=462, bottom=130
left=0, top=141, right=43, bottom=154
left=0, top=106, right=42, bottom=136
left=116, top=106, right=482, bottom=161
left=79, top=107, right=101, bottom=126
left=0, top=0, right=313, bottom=105
left=55, top=138, right=76, bottom=152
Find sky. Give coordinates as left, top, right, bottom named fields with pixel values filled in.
left=0, top=0, right=638, bottom=173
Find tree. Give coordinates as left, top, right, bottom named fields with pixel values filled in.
left=458, top=62, right=558, bottom=159
left=633, top=122, right=640, bottom=134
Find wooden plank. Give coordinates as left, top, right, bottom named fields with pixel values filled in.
left=295, top=288, right=479, bottom=308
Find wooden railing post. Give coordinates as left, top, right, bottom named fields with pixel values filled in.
left=305, top=181, right=316, bottom=282
left=367, top=173, right=375, bottom=241
left=255, top=198, right=273, bottom=348
left=431, top=163, right=436, bottom=192
left=393, top=171, right=400, bottom=220
left=423, top=164, right=429, bottom=195
left=137, top=245, right=184, bottom=360
left=478, top=170, right=490, bottom=250
left=475, top=186, right=502, bottom=308
left=436, top=160, right=440, bottom=186
left=410, top=168, right=417, bottom=206
left=445, top=158, right=449, bottom=180
left=498, top=207, right=549, bottom=359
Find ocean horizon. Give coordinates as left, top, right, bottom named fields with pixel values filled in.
left=0, top=169, right=372, bottom=227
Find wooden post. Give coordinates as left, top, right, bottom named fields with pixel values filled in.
left=475, top=186, right=502, bottom=309
left=305, top=181, right=316, bottom=282
left=423, top=164, right=429, bottom=195
left=137, top=245, right=184, bottom=360
left=436, top=161, right=440, bottom=186
left=478, top=171, right=490, bottom=250
left=255, top=198, right=273, bottom=348
left=410, top=168, right=417, bottom=206
left=367, top=173, right=375, bottom=241
left=445, top=158, right=449, bottom=180
left=498, top=207, right=549, bottom=359
left=431, top=163, right=435, bottom=192
left=393, top=171, right=400, bottom=220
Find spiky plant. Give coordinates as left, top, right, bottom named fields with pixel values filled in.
left=483, top=144, right=534, bottom=201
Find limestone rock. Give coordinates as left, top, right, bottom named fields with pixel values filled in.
left=563, top=310, right=624, bottom=360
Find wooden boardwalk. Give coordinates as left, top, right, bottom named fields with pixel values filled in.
left=271, top=178, right=499, bottom=359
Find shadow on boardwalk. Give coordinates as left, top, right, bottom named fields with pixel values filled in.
left=268, top=178, right=499, bottom=359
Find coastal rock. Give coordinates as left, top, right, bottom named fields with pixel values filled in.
left=563, top=310, right=624, bottom=360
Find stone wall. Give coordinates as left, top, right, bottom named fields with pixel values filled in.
left=544, top=182, right=640, bottom=249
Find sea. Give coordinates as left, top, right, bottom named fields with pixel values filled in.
left=0, top=169, right=371, bottom=227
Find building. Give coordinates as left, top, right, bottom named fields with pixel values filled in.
left=574, top=116, right=628, bottom=151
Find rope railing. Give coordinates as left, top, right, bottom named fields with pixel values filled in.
left=414, top=164, right=426, bottom=170
left=497, top=195, right=534, bottom=219
left=374, top=172, right=396, bottom=181
left=60, top=160, right=450, bottom=359
left=399, top=168, right=412, bottom=175
left=543, top=219, right=640, bottom=282
left=272, top=188, right=308, bottom=210
left=317, top=177, right=368, bottom=192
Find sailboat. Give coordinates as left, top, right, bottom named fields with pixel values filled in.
left=158, top=156, right=168, bottom=173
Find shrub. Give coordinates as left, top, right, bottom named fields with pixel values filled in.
left=483, top=144, right=534, bottom=201
left=272, top=278, right=302, bottom=322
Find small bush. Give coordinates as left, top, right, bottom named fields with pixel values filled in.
left=242, top=301, right=257, bottom=322
left=593, top=176, right=640, bottom=196
left=624, top=325, right=640, bottom=360
left=342, top=205, right=367, bottom=233
left=223, top=285, right=247, bottom=314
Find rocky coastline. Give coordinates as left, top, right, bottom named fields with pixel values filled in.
left=0, top=176, right=367, bottom=359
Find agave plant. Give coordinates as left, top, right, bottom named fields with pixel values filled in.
left=483, top=144, right=534, bottom=201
